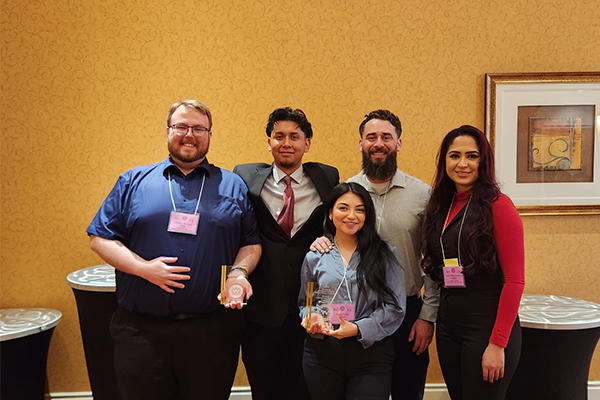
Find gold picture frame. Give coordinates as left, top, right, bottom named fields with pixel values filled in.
left=485, top=72, right=600, bottom=215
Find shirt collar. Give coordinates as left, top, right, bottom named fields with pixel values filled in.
left=272, top=164, right=304, bottom=184
left=164, top=156, right=211, bottom=177
left=454, top=189, right=473, bottom=200
left=389, top=169, right=407, bottom=188
left=357, top=168, right=406, bottom=193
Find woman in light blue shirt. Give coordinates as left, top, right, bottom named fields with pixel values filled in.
left=298, top=182, right=406, bottom=400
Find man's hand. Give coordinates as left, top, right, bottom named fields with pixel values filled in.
left=482, top=343, right=505, bottom=383
left=139, top=256, right=191, bottom=293
left=309, top=236, right=333, bottom=253
left=88, top=236, right=190, bottom=294
left=218, top=275, right=252, bottom=309
left=408, top=318, right=434, bottom=355
left=324, top=313, right=359, bottom=339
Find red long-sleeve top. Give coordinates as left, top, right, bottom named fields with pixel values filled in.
left=445, top=190, right=525, bottom=347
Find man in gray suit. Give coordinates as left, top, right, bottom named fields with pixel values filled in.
left=234, top=107, right=339, bottom=400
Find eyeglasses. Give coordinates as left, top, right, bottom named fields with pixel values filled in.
left=169, top=124, right=210, bottom=136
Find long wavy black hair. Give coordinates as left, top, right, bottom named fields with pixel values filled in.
left=422, top=125, right=501, bottom=277
left=325, top=182, right=399, bottom=306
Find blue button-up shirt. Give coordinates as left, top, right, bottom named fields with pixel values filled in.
left=87, top=157, right=261, bottom=316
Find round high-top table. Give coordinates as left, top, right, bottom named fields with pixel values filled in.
left=0, top=308, right=62, bottom=400
left=506, top=294, right=600, bottom=400
left=67, top=264, right=121, bottom=400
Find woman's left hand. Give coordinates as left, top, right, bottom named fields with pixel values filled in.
left=482, top=343, right=505, bottom=383
left=324, top=313, right=359, bottom=339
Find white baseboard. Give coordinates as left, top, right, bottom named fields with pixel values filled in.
left=46, top=393, right=93, bottom=400
left=590, top=381, right=600, bottom=400
left=46, top=381, right=600, bottom=400
left=418, top=382, right=600, bottom=400
left=422, top=383, right=451, bottom=400
left=229, top=386, right=251, bottom=398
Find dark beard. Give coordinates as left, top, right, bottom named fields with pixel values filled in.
left=362, top=150, right=397, bottom=181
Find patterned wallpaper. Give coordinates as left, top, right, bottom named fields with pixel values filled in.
left=2, top=0, right=599, bottom=392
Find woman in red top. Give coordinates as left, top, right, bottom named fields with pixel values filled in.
left=422, top=125, right=525, bottom=399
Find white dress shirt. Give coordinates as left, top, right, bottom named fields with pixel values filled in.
left=260, top=164, right=322, bottom=237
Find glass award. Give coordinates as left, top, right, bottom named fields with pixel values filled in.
left=304, top=283, right=335, bottom=325
left=312, top=283, right=354, bottom=324
left=317, top=285, right=335, bottom=322
left=220, top=265, right=247, bottom=305
left=305, top=282, right=316, bottom=328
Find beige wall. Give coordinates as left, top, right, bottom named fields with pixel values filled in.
left=1, top=0, right=599, bottom=392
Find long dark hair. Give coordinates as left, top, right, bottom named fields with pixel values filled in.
left=325, top=182, right=399, bottom=306
left=422, top=125, right=500, bottom=276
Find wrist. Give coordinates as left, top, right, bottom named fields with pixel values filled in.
left=488, top=342, right=505, bottom=350
left=227, top=266, right=248, bottom=279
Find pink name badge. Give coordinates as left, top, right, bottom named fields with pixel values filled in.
left=167, top=211, right=199, bottom=235
left=328, top=303, right=355, bottom=324
left=443, top=266, right=466, bottom=288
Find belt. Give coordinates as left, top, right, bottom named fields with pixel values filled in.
left=170, top=313, right=204, bottom=320
left=120, top=306, right=209, bottom=321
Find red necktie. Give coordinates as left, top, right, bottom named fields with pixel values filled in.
left=277, top=176, right=294, bottom=237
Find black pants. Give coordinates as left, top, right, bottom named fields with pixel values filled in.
left=390, top=295, right=430, bottom=400
left=436, top=288, right=521, bottom=400
left=303, top=335, right=395, bottom=400
left=241, top=313, right=311, bottom=400
left=110, top=307, right=244, bottom=400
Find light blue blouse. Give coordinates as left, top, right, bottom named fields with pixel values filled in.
left=298, top=242, right=407, bottom=348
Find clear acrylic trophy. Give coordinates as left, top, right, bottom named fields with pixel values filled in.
left=220, top=265, right=247, bottom=305
left=304, top=282, right=337, bottom=326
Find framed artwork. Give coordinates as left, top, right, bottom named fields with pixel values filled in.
left=485, top=72, right=600, bottom=215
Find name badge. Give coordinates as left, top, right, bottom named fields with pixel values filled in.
left=167, top=211, right=199, bottom=235
left=328, top=303, right=355, bottom=324
left=443, top=258, right=466, bottom=288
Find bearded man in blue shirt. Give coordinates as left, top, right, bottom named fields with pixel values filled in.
left=87, top=99, right=261, bottom=400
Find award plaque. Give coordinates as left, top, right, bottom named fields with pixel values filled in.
left=304, top=283, right=336, bottom=323
left=306, top=282, right=355, bottom=324
left=220, top=265, right=247, bottom=305
left=305, top=282, right=315, bottom=328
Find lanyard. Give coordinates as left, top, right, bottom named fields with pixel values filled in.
left=376, top=181, right=392, bottom=234
left=168, top=170, right=206, bottom=214
left=440, top=195, right=472, bottom=265
left=330, top=242, right=354, bottom=305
